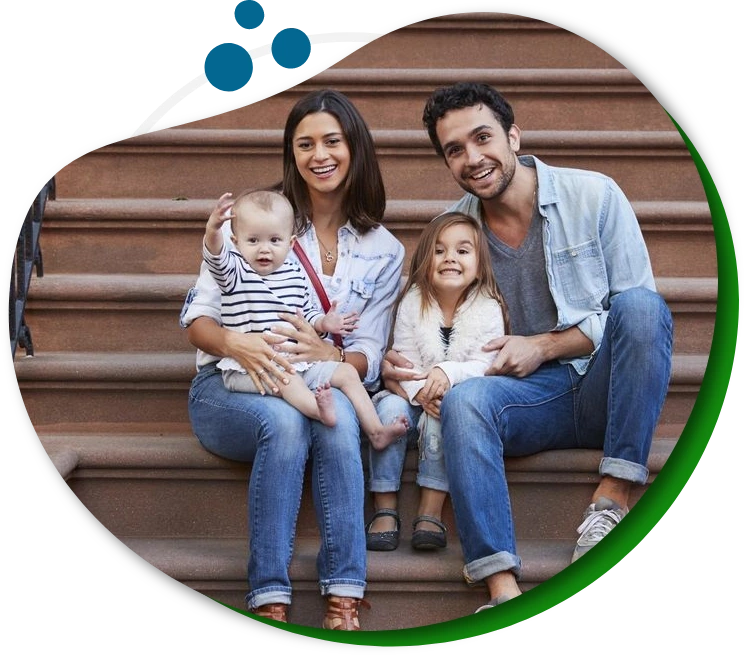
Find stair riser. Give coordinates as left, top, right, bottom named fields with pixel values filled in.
left=17, top=380, right=699, bottom=429
left=187, top=91, right=673, bottom=132
left=38, top=224, right=716, bottom=278
left=23, top=305, right=189, bottom=352
left=67, top=468, right=654, bottom=541
left=22, top=302, right=715, bottom=355
left=336, top=20, right=623, bottom=70
left=54, top=152, right=705, bottom=201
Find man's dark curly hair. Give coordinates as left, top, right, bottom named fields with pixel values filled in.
left=422, top=82, right=515, bottom=157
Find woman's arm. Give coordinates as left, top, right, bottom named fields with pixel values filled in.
left=187, top=316, right=294, bottom=394
left=338, top=239, right=405, bottom=386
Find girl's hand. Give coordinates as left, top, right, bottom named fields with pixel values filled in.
left=420, top=366, right=450, bottom=402
left=421, top=398, right=442, bottom=419
left=273, top=310, right=338, bottom=363
left=225, top=330, right=293, bottom=395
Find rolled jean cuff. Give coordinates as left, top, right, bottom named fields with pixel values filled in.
left=245, top=586, right=292, bottom=609
left=462, top=551, right=522, bottom=585
left=320, top=579, right=366, bottom=599
left=416, top=474, right=449, bottom=493
left=368, top=478, right=402, bottom=494
left=599, top=456, right=649, bottom=485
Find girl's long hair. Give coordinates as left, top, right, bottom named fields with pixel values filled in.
left=399, top=212, right=510, bottom=331
left=281, top=89, right=386, bottom=236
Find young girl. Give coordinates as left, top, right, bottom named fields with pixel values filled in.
left=366, top=212, right=509, bottom=551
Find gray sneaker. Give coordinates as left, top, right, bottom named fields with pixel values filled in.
left=571, top=497, right=628, bottom=562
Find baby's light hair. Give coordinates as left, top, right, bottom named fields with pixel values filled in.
left=231, top=189, right=295, bottom=237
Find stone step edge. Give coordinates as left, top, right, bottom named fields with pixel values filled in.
left=294, top=68, right=644, bottom=89
left=40, top=432, right=676, bottom=480
left=16, top=352, right=707, bottom=385
left=44, top=198, right=711, bottom=225
left=26, top=274, right=717, bottom=304
left=106, top=129, right=684, bottom=151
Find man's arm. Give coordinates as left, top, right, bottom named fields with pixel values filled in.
left=484, top=327, right=594, bottom=378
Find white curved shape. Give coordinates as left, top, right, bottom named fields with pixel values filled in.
left=133, top=32, right=381, bottom=137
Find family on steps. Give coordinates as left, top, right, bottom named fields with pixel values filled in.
left=181, top=83, right=673, bottom=630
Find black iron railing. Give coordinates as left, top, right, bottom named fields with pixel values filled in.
left=10, top=178, right=54, bottom=358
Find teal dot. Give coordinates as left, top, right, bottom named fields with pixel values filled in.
left=205, top=43, right=253, bottom=92
left=234, top=1, right=264, bottom=29
left=272, top=28, right=311, bottom=69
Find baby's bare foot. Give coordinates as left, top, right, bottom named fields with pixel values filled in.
left=315, top=383, right=337, bottom=427
left=370, top=415, right=409, bottom=451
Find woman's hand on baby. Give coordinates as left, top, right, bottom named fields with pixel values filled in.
left=225, top=330, right=293, bottom=395
left=274, top=310, right=338, bottom=363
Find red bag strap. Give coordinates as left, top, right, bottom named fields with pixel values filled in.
left=293, top=241, right=343, bottom=348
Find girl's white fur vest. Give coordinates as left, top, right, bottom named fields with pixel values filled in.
left=393, top=284, right=506, bottom=404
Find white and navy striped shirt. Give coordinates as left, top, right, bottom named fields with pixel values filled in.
left=203, top=242, right=322, bottom=335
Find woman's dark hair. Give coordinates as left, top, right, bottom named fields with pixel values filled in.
left=282, top=89, right=385, bottom=235
left=422, top=82, right=515, bottom=157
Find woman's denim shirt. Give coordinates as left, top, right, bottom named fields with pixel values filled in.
left=448, top=155, right=655, bottom=374
left=181, top=221, right=404, bottom=390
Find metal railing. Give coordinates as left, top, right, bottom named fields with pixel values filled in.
left=10, top=178, right=54, bottom=358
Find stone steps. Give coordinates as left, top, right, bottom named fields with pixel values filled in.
left=23, top=274, right=716, bottom=354
left=17, top=352, right=706, bottom=428
left=40, top=198, right=714, bottom=278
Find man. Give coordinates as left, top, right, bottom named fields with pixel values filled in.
left=383, top=82, right=673, bottom=611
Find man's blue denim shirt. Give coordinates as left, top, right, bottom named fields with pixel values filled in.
left=448, top=155, right=656, bottom=374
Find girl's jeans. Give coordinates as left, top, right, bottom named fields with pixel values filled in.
left=369, top=392, right=449, bottom=494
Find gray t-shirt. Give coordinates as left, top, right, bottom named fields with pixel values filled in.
left=484, top=205, right=558, bottom=337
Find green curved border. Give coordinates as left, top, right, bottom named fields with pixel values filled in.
left=221, top=115, right=738, bottom=645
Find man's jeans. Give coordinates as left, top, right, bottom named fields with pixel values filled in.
left=440, top=288, right=673, bottom=583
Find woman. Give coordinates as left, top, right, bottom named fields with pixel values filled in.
left=181, top=90, right=404, bottom=630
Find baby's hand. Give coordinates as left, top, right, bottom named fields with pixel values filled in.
left=317, top=301, right=360, bottom=335
left=206, top=193, right=234, bottom=230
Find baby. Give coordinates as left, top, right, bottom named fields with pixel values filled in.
left=203, top=189, right=408, bottom=448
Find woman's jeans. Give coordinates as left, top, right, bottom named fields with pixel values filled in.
left=440, top=288, right=673, bottom=583
left=369, top=392, right=450, bottom=494
left=188, top=363, right=366, bottom=607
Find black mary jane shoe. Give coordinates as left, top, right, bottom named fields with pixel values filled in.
left=411, top=514, right=448, bottom=550
left=365, top=508, right=401, bottom=551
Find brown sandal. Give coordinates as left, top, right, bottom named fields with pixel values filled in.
left=322, top=595, right=370, bottom=630
left=250, top=603, right=289, bottom=623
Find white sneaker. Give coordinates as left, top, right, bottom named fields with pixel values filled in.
left=571, top=497, right=628, bottom=562
left=474, top=594, right=514, bottom=613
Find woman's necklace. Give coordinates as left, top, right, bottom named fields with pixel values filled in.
left=316, top=233, right=338, bottom=263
